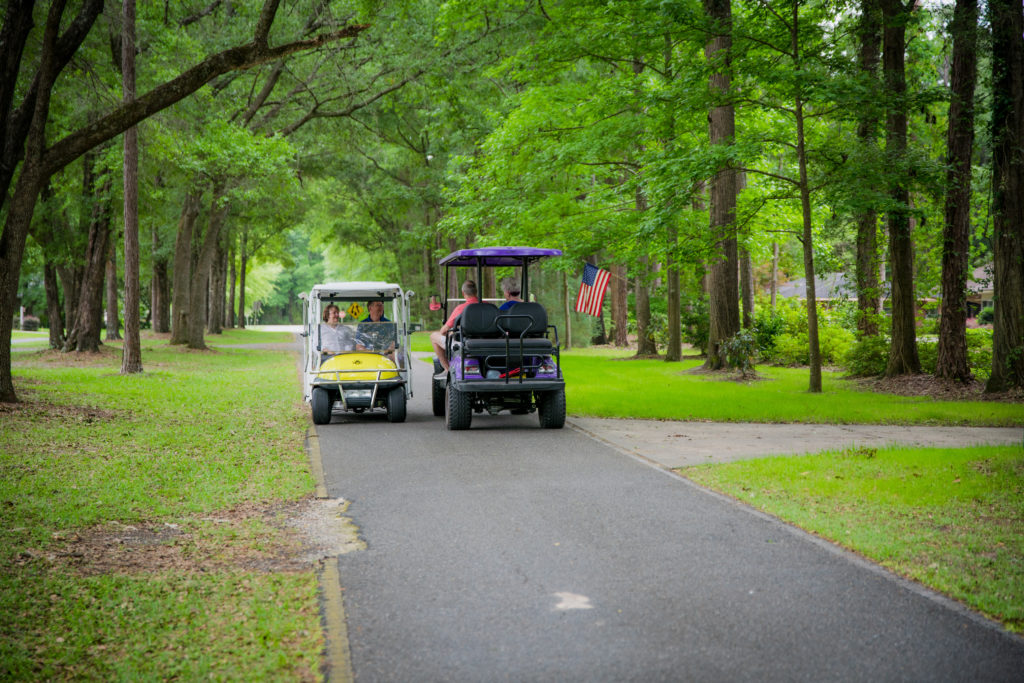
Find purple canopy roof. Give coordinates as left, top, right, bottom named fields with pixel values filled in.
left=439, top=247, right=563, bottom=267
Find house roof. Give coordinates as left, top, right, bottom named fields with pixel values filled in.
left=774, top=272, right=865, bottom=300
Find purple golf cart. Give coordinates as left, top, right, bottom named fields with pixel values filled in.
left=432, top=247, right=565, bottom=430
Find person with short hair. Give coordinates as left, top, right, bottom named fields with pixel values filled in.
left=318, top=304, right=355, bottom=359
left=430, top=280, right=479, bottom=371
left=498, top=277, right=523, bottom=311
left=357, top=299, right=396, bottom=359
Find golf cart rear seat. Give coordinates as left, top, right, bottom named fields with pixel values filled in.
left=456, top=302, right=555, bottom=359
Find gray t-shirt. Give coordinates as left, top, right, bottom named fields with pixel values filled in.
left=319, top=323, right=356, bottom=355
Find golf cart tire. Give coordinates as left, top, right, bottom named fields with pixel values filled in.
left=537, top=388, right=566, bottom=429
left=311, top=387, right=332, bottom=425
left=432, top=359, right=446, bottom=417
left=446, top=384, right=472, bottom=430
left=386, top=385, right=407, bottom=423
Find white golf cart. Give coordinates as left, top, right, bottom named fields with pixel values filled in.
left=300, top=282, right=414, bottom=425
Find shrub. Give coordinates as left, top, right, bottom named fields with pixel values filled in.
left=752, top=308, right=786, bottom=355
left=918, top=340, right=938, bottom=374
left=681, top=295, right=709, bottom=354
left=844, top=336, right=889, bottom=377
left=978, top=307, right=995, bottom=325
left=722, top=329, right=758, bottom=377
left=17, top=315, right=40, bottom=331
left=967, top=328, right=993, bottom=380
left=770, top=332, right=810, bottom=366
left=820, top=325, right=856, bottom=365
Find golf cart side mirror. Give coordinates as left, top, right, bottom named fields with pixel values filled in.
left=429, top=295, right=441, bottom=311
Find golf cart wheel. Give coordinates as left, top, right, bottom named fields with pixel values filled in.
left=311, top=387, right=332, bottom=425
left=432, top=359, right=445, bottom=416
left=386, top=386, right=407, bottom=423
left=537, top=388, right=566, bottom=429
left=445, top=384, right=472, bottom=430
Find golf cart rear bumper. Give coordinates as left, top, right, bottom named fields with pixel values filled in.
left=451, top=378, right=564, bottom=393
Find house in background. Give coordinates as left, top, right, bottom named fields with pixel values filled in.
left=966, top=265, right=994, bottom=318
left=772, top=265, right=994, bottom=326
left=774, top=272, right=861, bottom=303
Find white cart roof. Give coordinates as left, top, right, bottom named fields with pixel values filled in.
left=308, top=282, right=404, bottom=300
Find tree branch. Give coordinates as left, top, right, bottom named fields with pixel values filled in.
left=42, top=22, right=368, bottom=176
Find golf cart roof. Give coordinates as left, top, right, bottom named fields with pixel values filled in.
left=308, top=282, right=403, bottom=300
left=439, top=247, right=563, bottom=267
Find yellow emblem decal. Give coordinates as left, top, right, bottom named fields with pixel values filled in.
left=352, top=359, right=361, bottom=365
left=346, top=302, right=365, bottom=320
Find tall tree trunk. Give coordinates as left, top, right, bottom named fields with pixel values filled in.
left=882, top=0, right=920, bottom=376
left=665, top=224, right=682, bottom=361
left=786, top=2, right=824, bottom=392
left=170, top=192, right=201, bottom=344
left=770, top=242, right=779, bottom=310
left=120, top=0, right=142, bottom=374
left=188, top=184, right=228, bottom=349
left=0, top=0, right=71, bottom=401
left=57, top=265, right=80, bottom=341
left=936, top=0, right=978, bottom=383
left=610, top=264, right=628, bottom=347
left=227, top=240, right=236, bottom=328
left=67, top=169, right=113, bottom=353
left=855, top=0, right=882, bottom=337
left=562, top=270, right=572, bottom=349
left=635, top=258, right=657, bottom=356
left=703, top=0, right=739, bottom=370
left=238, top=225, right=248, bottom=329
left=208, top=228, right=226, bottom=335
left=43, top=261, right=64, bottom=349
left=104, top=229, right=121, bottom=340
left=986, top=0, right=1024, bottom=391
left=151, top=221, right=170, bottom=333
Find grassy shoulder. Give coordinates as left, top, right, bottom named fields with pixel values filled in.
left=1, top=336, right=322, bottom=680
left=681, top=445, right=1024, bottom=632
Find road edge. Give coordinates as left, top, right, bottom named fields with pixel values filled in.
left=319, top=557, right=354, bottom=683
left=308, top=425, right=355, bottom=682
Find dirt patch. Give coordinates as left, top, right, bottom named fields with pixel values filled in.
left=0, top=395, right=123, bottom=423
left=35, top=498, right=364, bottom=576
left=850, top=375, right=1024, bottom=403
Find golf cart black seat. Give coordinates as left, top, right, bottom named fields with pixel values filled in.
left=458, top=301, right=554, bottom=358
left=458, top=302, right=502, bottom=338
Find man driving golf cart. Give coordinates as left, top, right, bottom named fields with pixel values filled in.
left=432, top=247, right=565, bottom=430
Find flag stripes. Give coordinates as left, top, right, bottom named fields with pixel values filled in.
left=574, top=262, right=610, bottom=316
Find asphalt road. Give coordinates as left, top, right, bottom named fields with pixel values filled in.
left=316, top=362, right=1024, bottom=682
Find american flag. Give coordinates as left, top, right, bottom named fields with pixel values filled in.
left=575, top=262, right=611, bottom=316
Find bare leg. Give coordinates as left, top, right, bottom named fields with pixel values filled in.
left=429, top=330, right=449, bottom=370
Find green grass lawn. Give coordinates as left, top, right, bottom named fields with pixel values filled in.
left=2, top=338, right=321, bottom=680
left=560, top=351, right=1024, bottom=426
left=682, top=444, right=1024, bottom=632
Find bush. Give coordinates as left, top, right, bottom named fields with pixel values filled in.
left=722, top=329, right=758, bottom=376
left=16, top=315, right=40, bottom=331
left=820, top=325, right=856, bottom=365
left=752, top=308, right=786, bottom=355
left=844, top=336, right=889, bottom=377
left=918, top=340, right=938, bottom=374
left=967, top=328, right=993, bottom=380
left=978, top=307, right=995, bottom=325
left=770, top=332, right=810, bottom=366
left=681, top=295, right=709, bottom=354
